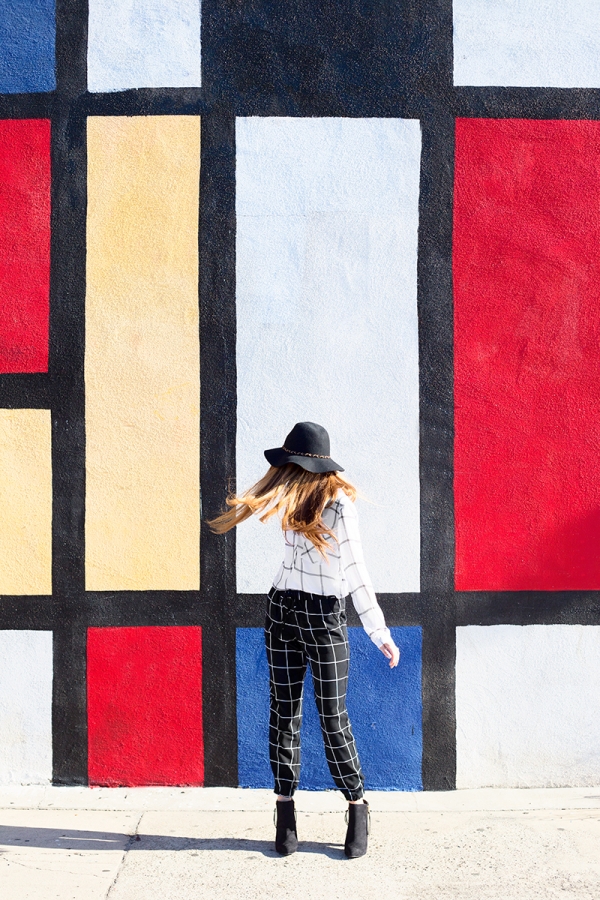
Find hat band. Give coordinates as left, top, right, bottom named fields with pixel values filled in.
left=282, top=446, right=331, bottom=460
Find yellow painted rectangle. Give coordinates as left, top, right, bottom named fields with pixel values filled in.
left=0, top=410, right=52, bottom=595
left=86, top=116, right=200, bottom=590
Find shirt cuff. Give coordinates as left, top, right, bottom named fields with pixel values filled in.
left=368, top=626, right=393, bottom=649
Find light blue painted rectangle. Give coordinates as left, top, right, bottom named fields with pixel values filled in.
left=88, top=0, right=201, bottom=92
left=0, top=630, right=53, bottom=783
left=457, top=625, right=600, bottom=788
left=236, top=117, right=421, bottom=594
left=236, top=626, right=423, bottom=792
left=454, top=0, right=600, bottom=87
left=0, top=0, right=55, bottom=93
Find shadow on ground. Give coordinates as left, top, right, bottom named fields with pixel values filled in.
left=0, top=826, right=344, bottom=858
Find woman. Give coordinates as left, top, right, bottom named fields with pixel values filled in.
left=209, top=422, right=400, bottom=858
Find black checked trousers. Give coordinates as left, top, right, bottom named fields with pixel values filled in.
left=265, top=587, right=365, bottom=801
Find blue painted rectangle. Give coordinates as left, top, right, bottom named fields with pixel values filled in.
left=236, top=626, right=423, bottom=792
left=0, top=0, right=56, bottom=93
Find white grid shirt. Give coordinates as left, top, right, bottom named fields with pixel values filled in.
left=272, top=491, right=392, bottom=648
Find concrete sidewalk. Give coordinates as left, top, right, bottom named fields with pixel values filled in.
left=0, top=786, right=599, bottom=899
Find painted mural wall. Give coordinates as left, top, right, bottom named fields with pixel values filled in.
left=1, top=0, right=600, bottom=791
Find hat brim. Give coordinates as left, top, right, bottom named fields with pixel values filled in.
left=264, top=447, right=344, bottom=473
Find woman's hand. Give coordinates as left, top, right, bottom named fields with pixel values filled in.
left=380, top=642, right=400, bottom=668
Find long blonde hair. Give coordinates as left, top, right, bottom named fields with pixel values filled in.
left=208, top=464, right=357, bottom=556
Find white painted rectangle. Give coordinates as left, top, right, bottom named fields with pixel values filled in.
left=454, top=0, right=600, bottom=87
left=0, top=632, right=52, bottom=784
left=456, top=625, right=600, bottom=788
left=236, top=117, right=421, bottom=594
left=88, top=0, right=201, bottom=92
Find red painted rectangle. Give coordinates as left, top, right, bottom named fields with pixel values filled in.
left=454, top=119, right=600, bottom=591
left=88, top=626, right=204, bottom=786
left=0, top=119, right=51, bottom=373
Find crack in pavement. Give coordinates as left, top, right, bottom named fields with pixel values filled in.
left=0, top=851, right=108, bottom=878
left=105, top=813, right=144, bottom=899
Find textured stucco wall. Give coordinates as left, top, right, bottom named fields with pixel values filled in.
left=454, top=0, right=600, bottom=86
left=87, top=0, right=201, bottom=91
left=0, top=632, right=52, bottom=784
left=456, top=626, right=600, bottom=788
left=3, top=0, right=600, bottom=792
left=236, top=117, right=421, bottom=594
left=85, top=116, right=200, bottom=591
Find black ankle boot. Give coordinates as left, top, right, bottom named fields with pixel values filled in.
left=344, top=800, right=370, bottom=858
left=275, top=799, right=298, bottom=855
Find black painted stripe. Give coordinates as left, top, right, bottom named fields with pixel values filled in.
left=0, top=374, right=51, bottom=408
left=454, top=87, right=600, bottom=120
left=199, top=108, right=238, bottom=787
left=457, top=592, right=600, bottom=626
left=81, top=89, right=204, bottom=117
left=418, top=112, right=455, bottom=595
left=0, top=94, right=53, bottom=118
left=0, top=597, right=54, bottom=630
left=50, top=0, right=88, bottom=785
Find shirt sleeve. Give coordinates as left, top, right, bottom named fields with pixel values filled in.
left=337, top=498, right=394, bottom=649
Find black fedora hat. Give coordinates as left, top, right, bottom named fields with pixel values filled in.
left=264, top=422, right=344, bottom=473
